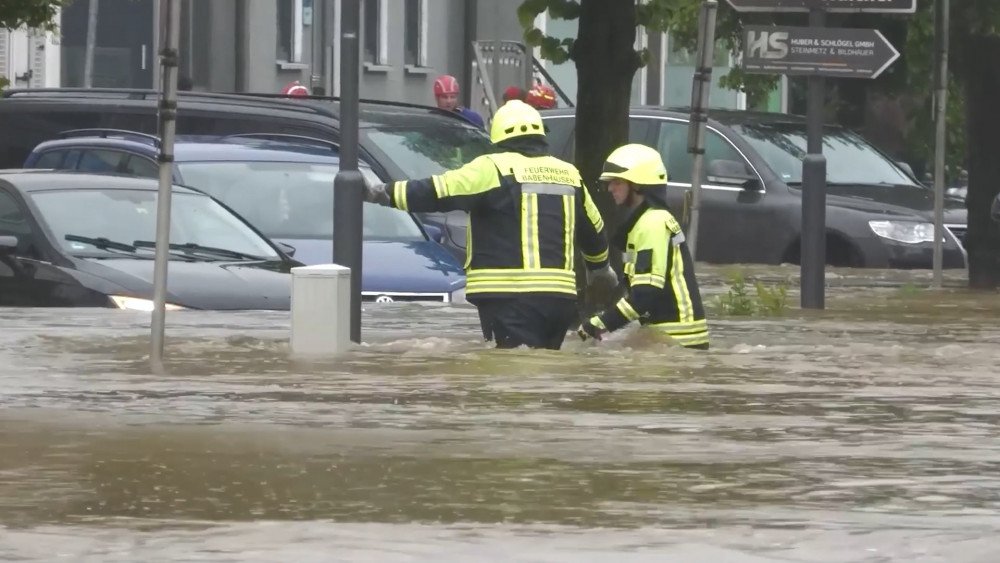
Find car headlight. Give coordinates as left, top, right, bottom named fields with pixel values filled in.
left=868, top=220, right=936, bottom=244
left=109, top=296, right=186, bottom=311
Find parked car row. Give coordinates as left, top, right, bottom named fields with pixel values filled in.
left=0, top=89, right=975, bottom=312
left=540, top=107, right=969, bottom=270
left=0, top=88, right=487, bottom=309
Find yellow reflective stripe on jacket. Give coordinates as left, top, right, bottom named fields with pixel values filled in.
left=615, top=298, right=640, bottom=321
left=520, top=192, right=541, bottom=269
left=583, top=248, right=609, bottom=264
left=392, top=181, right=409, bottom=211
left=432, top=175, right=448, bottom=198
left=582, top=187, right=604, bottom=232
left=466, top=268, right=577, bottom=295
left=669, top=243, right=694, bottom=322
left=562, top=194, right=574, bottom=270
left=630, top=273, right=666, bottom=288
left=647, top=319, right=710, bottom=347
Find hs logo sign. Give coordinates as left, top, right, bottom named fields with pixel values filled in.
left=747, top=31, right=789, bottom=59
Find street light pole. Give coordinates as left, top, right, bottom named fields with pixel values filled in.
left=931, top=0, right=950, bottom=288
left=150, top=0, right=181, bottom=369
left=333, top=0, right=364, bottom=343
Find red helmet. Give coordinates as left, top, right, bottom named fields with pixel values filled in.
left=433, top=75, right=460, bottom=97
left=281, top=80, right=309, bottom=97
left=503, top=85, right=526, bottom=102
left=526, top=84, right=557, bottom=109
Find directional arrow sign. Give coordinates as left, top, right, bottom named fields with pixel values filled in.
left=742, top=26, right=900, bottom=79
left=726, top=0, right=916, bottom=13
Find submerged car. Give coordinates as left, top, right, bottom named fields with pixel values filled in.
left=23, top=132, right=467, bottom=303
left=0, top=171, right=296, bottom=310
left=541, top=107, right=968, bottom=269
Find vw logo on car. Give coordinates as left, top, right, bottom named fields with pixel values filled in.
left=375, top=295, right=395, bottom=303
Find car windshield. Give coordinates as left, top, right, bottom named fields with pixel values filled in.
left=362, top=125, right=493, bottom=178
left=175, top=162, right=424, bottom=241
left=733, top=123, right=919, bottom=187
left=31, top=188, right=280, bottom=260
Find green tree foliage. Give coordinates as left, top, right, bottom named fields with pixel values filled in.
left=521, top=0, right=1000, bottom=288
left=0, top=0, right=65, bottom=30
left=0, top=0, right=65, bottom=92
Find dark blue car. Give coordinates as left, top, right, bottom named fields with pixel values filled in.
left=24, top=130, right=466, bottom=303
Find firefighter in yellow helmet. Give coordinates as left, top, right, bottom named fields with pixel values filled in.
left=365, top=100, right=614, bottom=350
left=578, top=144, right=710, bottom=349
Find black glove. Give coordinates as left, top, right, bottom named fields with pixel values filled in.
left=365, top=182, right=391, bottom=206
left=578, top=317, right=606, bottom=341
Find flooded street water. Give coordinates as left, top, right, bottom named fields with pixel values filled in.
left=2, top=265, right=1000, bottom=562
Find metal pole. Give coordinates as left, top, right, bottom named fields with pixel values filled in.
left=150, top=0, right=181, bottom=368
left=801, top=6, right=827, bottom=310
left=931, top=0, right=950, bottom=287
left=685, top=0, right=718, bottom=259
left=83, top=0, right=99, bottom=87
left=333, top=0, right=363, bottom=343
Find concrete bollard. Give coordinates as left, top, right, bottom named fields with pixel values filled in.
left=290, top=264, right=351, bottom=356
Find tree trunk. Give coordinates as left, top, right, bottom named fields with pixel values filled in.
left=962, top=34, right=1000, bottom=289
left=571, top=0, right=641, bottom=312
left=571, top=0, right=641, bottom=232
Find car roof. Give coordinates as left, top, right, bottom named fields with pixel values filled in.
left=29, top=135, right=374, bottom=165
left=0, top=170, right=202, bottom=194
left=0, top=88, right=480, bottom=130
left=541, top=106, right=828, bottom=129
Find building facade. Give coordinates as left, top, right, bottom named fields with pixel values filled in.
left=9, top=1, right=760, bottom=115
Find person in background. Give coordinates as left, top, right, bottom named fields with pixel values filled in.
left=503, top=85, right=526, bottom=102
left=281, top=80, right=310, bottom=97
left=525, top=83, right=558, bottom=110
left=579, top=144, right=710, bottom=350
left=364, top=100, right=615, bottom=350
left=433, top=74, right=485, bottom=130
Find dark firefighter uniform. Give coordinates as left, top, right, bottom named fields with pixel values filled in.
left=580, top=144, right=710, bottom=349
left=366, top=99, right=612, bottom=350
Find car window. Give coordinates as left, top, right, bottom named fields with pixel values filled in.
left=362, top=125, right=493, bottom=179
left=123, top=155, right=159, bottom=178
left=656, top=120, right=746, bottom=184
left=175, top=161, right=425, bottom=241
left=733, top=123, right=918, bottom=186
left=543, top=117, right=575, bottom=160
left=30, top=189, right=279, bottom=260
left=77, top=150, right=125, bottom=173
left=0, top=190, right=38, bottom=258
left=34, top=150, right=68, bottom=169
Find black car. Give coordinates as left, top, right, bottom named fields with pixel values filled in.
left=0, top=88, right=495, bottom=260
left=542, top=107, right=968, bottom=269
left=0, top=170, right=300, bottom=310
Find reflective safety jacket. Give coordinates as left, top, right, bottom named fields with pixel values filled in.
left=388, top=151, right=610, bottom=300
left=592, top=202, right=709, bottom=348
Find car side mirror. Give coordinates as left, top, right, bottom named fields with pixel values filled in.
left=706, top=159, right=758, bottom=190
left=896, top=161, right=916, bottom=180
left=276, top=241, right=296, bottom=257
left=422, top=223, right=445, bottom=244
left=0, top=236, right=17, bottom=254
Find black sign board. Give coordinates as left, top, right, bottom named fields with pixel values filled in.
left=726, top=0, right=916, bottom=13
left=742, top=25, right=900, bottom=79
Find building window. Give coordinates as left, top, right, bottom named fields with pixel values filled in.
left=363, top=0, right=388, bottom=65
left=404, top=0, right=427, bottom=67
left=277, top=0, right=303, bottom=63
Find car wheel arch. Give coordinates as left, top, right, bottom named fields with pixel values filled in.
left=780, top=230, right=865, bottom=268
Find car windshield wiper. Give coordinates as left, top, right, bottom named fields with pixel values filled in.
left=65, top=234, right=139, bottom=253
left=133, top=240, right=267, bottom=261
